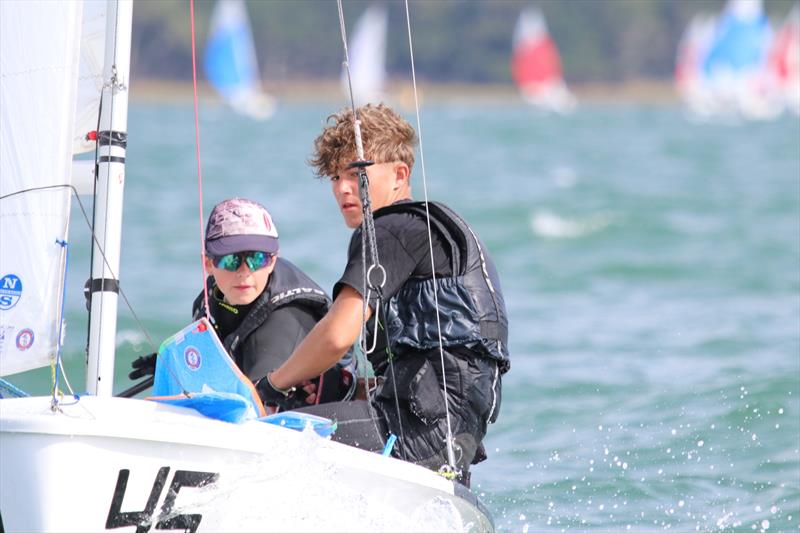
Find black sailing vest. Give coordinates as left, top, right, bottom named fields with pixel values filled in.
left=192, top=258, right=331, bottom=369
left=374, top=201, right=510, bottom=374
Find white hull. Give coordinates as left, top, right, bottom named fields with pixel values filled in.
left=0, top=396, right=492, bottom=532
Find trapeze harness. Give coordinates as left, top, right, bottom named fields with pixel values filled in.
left=366, top=201, right=510, bottom=470
left=372, top=201, right=509, bottom=374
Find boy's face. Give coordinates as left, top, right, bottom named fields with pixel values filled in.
left=205, top=253, right=275, bottom=305
left=330, top=161, right=407, bottom=229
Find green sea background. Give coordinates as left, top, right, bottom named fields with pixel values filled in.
left=9, top=100, right=800, bottom=532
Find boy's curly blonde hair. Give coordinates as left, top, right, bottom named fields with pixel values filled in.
left=309, top=104, right=418, bottom=179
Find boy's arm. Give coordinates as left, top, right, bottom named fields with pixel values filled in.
left=269, top=285, right=370, bottom=389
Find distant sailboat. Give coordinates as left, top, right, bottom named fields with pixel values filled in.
left=675, top=13, right=717, bottom=116
left=342, top=4, right=389, bottom=106
left=510, top=7, right=576, bottom=113
left=205, top=0, right=275, bottom=120
left=766, top=4, right=800, bottom=115
left=678, top=0, right=782, bottom=120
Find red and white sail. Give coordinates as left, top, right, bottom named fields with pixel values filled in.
left=766, top=4, right=800, bottom=114
left=511, top=7, right=576, bottom=113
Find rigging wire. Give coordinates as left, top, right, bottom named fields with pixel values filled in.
left=189, top=0, right=212, bottom=325
left=335, top=0, right=374, bottom=376
left=0, top=184, right=170, bottom=403
left=85, top=83, right=103, bottom=374
left=402, top=0, right=458, bottom=474
left=1, top=186, right=159, bottom=355
left=335, top=0, right=407, bottom=460
left=335, top=0, right=376, bottom=351
left=51, top=237, right=70, bottom=409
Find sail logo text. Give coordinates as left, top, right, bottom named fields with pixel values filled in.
left=106, top=467, right=219, bottom=533
left=0, top=274, right=22, bottom=310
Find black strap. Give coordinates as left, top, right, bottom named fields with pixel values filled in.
left=85, top=277, right=120, bottom=294
left=98, top=155, right=125, bottom=164
left=97, top=130, right=127, bottom=148
left=83, top=278, right=120, bottom=310
left=88, top=278, right=119, bottom=294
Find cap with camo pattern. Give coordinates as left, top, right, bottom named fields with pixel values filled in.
left=205, top=198, right=279, bottom=256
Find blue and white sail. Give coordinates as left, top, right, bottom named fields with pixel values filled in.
left=205, top=0, right=275, bottom=120
left=703, top=0, right=772, bottom=79
left=679, top=0, right=782, bottom=119
left=342, top=4, right=389, bottom=106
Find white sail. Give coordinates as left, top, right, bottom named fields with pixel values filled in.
left=0, top=1, right=82, bottom=376
left=343, top=4, right=389, bottom=106
left=0, top=1, right=497, bottom=529
left=74, top=0, right=108, bottom=155
left=675, top=13, right=718, bottom=116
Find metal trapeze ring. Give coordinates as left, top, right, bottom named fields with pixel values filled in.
left=366, top=263, right=386, bottom=290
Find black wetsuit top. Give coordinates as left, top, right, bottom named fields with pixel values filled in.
left=323, top=200, right=505, bottom=476
left=192, top=258, right=348, bottom=383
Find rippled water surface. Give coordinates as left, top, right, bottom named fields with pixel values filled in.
left=12, top=102, right=800, bottom=532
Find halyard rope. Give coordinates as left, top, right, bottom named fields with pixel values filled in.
left=335, top=0, right=408, bottom=460
left=401, top=0, right=458, bottom=474
left=334, top=1, right=458, bottom=473
left=189, top=0, right=212, bottom=324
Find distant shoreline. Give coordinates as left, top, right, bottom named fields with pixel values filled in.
left=130, top=78, right=679, bottom=105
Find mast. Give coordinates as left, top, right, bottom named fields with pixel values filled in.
left=86, top=0, right=133, bottom=396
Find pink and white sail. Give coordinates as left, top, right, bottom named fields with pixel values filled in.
left=766, top=4, right=800, bottom=114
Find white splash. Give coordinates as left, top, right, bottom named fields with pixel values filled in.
left=530, top=209, right=614, bottom=238
left=162, top=428, right=468, bottom=532
left=115, top=329, right=148, bottom=350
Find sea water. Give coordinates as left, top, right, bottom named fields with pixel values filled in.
left=10, top=101, right=799, bottom=532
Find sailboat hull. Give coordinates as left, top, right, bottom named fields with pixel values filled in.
left=0, top=396, right=493, bottom=532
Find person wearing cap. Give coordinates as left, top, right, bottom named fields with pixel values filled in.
left=130, top=197, right=355, bottom=406
left=256, top=104, right=509, bottom=486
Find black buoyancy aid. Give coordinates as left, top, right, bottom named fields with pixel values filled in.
left=375, top=201, right=510, bottom=374
left=192, top=258, right=331, bottom=361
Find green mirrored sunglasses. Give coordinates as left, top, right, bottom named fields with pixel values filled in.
left=211, top=251, right=273, bottom=272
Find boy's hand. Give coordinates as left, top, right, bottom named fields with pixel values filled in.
left=129, top=353, right=157, bottom=380
left=300, top=380, right=318, bottom=404
left=255, top=373, right=297, bottom=411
